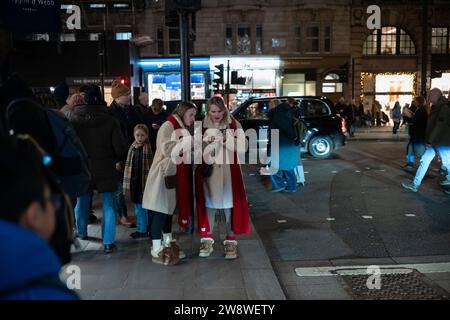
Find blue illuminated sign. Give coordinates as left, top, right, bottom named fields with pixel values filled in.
left=139, top=57, right=210, bottom=72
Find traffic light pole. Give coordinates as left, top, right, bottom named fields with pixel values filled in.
left=226, top=60, right=230, bottom=107
left=178, top=9, right=191, bottom=101
left=178, top=8, right=195, bottom=234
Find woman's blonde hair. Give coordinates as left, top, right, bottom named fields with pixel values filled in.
left=134, top=124, right=149, bottom=136
left=207, top=96, right=230, bottom=125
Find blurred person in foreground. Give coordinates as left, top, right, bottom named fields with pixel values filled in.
left=0, top=135, right=78, bottom=300
left=402, top=88, right=450, bottom=193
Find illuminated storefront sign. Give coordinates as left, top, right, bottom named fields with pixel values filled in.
left=139, top=57, right=210, bottom=102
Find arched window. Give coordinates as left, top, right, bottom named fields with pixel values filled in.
left=324, top=73, right=340, bottom=81
left=322, top=73, right=342, bottom=93
left=363, top=27, right=416, bottom=55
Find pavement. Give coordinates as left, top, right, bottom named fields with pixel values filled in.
left=63, top=130, right=450, bottom=300
left=64, top=199, right=286, bottom=300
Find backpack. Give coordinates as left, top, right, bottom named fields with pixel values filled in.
left=6, top=98, right=91, bottom=199
left=294, top=118, right=307, bottom=146
left=45, top=108, right=91, bottom=198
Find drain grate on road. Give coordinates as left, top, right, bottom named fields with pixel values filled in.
left=339, top=269, right=449, bottom=300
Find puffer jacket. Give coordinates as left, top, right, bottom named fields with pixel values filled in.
left=70, top=104, right=128, bottom=192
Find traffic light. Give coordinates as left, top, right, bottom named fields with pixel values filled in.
left=118, top=76, right=130, bottom=86
left=231, top=71, right=246, bottom=85
left=212, top=64, right=224, bottom=93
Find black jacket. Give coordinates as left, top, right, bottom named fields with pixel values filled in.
left=70, top=105, right=128, bottom=193
left=409, top=106, right=428, bottom=143
left=426, top=97, right=450, bottom=146
left=108, top=101, right=144, bottom=148
left=130, top=146, right=144, bottom=204
left=143, top=109, right=169, bottom=152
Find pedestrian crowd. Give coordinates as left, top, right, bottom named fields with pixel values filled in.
left=0, top=74, right=250, bottom=299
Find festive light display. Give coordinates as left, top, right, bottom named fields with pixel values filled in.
left=360, top=72, right=417, bottom=102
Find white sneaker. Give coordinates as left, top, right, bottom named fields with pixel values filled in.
left=199, top=238, right=214, bottom=257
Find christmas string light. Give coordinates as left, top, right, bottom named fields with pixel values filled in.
left=360, top=72, right=417, bottom=102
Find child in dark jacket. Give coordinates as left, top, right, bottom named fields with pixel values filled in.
left=123, top=124, right=154, bottom=239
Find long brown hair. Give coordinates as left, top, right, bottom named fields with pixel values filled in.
left=172, top=101, right=197, bottom=129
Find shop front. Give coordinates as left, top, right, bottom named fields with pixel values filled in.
left=431, top=55, right=450, bottom=97
left=66, top=76, right=128, bottom=106
left=431, top=72, right=450, bottom=97
left=360, top=72, right=417, bottom=112
left=209, top=56, right=281, bottom=110
left=281, top=55, right=350, bottom=104
left=139, top=57, right=210, bottom=102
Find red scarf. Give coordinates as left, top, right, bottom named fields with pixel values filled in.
left=167, top=115, right=191, bottom=229
left=195, top=119, right=250, bottom=236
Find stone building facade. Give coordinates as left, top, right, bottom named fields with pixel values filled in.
left=2, top=0, right=450, bottom=105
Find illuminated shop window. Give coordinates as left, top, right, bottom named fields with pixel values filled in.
left=322, top=73, right=343, bottom=93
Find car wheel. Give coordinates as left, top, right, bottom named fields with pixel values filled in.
left=308, top=135, right=333, bottom=159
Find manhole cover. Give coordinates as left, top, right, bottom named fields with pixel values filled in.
left=339, top=270, right=449, bottom=300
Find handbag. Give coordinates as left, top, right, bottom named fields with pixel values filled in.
left=201, top=164, right=214, bottom=178
left=165, top=175, right=177, bottom=189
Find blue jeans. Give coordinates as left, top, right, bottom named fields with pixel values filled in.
left=135, top=203, right=149, bottom=233
left=413, top=146, right=450, bottom=187
left=406, top=142, right=426, bottom=164
left=271, top=169, right=297, bottom=192
left=75, top=192, right=117, bottom=245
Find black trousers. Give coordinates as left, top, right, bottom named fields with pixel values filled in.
left=150, top=211, right=172, bottom=240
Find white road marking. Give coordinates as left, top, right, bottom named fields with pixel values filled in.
left=362, top=215, right=373, bottom=219
left=326, top=218, right=336, bottom=221
left=277, top=220, right=287, bottom=223
left=405, top=214, right=416, bottom=217
left=355, top=170, right=361, bottom=173
left=332, top=171, right=337, bottom=174
left=295, top=262, right=450, bottom=277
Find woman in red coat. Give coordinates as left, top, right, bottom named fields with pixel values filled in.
left=195, top=96, right=250, bottom=259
